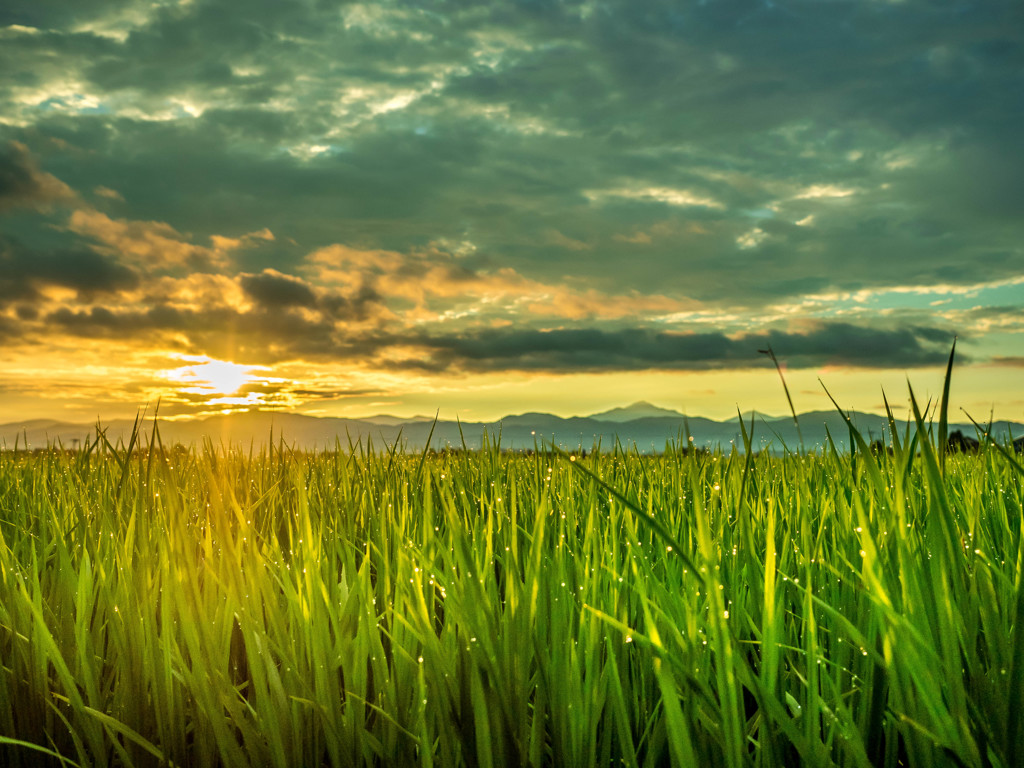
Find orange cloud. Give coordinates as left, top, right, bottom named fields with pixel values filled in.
left=68, top=209, right=274, bottom=271
left=306, top=242, right=696, bottom=322
left=142, top=273, right=249, bottom=311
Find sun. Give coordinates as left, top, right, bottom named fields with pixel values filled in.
left=189, top=360, right=255, bottom=395
left=167, top=356, right=263, bottom=397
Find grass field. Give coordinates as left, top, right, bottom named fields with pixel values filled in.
left=1, top=388, right=1023, bottom=767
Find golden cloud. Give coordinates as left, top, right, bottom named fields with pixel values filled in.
left=306, top=242, right=696, bottom=322
left=68, top=209, right=274, bottom=271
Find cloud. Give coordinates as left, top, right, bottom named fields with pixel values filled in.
left=10, top=2, right=1020, bottom=306
left=585, top=186, right=724, bottom=210
left=736, top=228, right=768, bottom=250
left=0, top=234, right=139, bottom=302
left=306, top=243, right=692, bottom=321
left=989, top=357, right=1024, bottom=368
left=238, top=267, right=384, bottom=320
left=0, top=0, right=142, bottom=31
left=240, top=269, right=318, bottom=309
left=0, top=141, right=74, bottom=211
left=67, top=208, right=210, bottom=269
left=389, top=322, right=958, bottom=373
left=792, top=184, right=858, bottom=201
left=43, top=301, right=343, bottom=360
left=93, top=185, right=123, bottom=201
left=67, top=208, right=275, bottom=272
left=0, top=313, right=24, bottom=344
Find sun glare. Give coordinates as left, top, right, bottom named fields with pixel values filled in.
left=168, top=357, right=263, bottom=396
left=192, top=360, right=254, bottom=395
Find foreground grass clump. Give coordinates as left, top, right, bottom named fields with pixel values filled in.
left=0, top=420, right=1022, bottom=767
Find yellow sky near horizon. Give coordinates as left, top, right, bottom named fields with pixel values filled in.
left=2, top=341, right=1020, bottom=426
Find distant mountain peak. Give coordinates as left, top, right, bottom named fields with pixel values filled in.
left=361, top=414, right=434, bottom=426
left=588, top=401, right=683, bottom=423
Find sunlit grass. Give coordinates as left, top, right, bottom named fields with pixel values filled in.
left=0, top=396, right=1022, bottom=767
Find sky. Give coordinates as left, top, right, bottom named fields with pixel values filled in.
left=1, top=0, right=1022, bottom=424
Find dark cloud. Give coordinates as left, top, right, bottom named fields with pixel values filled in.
left=0, top=141, right=72, bottom=211
left=0, top=235, right=139, bottom=302
left=41, top=302, right=960, bottom=373
left=319, top=284, right=383, bottom=321
left=282, top=387, right=380, bottom=400
left=0, top=0, right=137, bottom=29
left=238, top=269, right=383, bottom=319
left=0, top=314, right=23, bottom=345
left=240, top=269, right=317, bottom=308
left=44, top=302, right=343, bottom=360
left=396, top=323, right=959, bottom=373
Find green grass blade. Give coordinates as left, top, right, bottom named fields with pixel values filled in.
left=938, top=337, right=957, bottom=475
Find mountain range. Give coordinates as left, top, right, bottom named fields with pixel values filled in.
left=2, top=402, right=1021, bottom=453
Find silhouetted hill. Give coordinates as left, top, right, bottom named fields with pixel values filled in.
left=587, top=401, right=684, bottom=422
left=2, top=407, right=1021, bottom=453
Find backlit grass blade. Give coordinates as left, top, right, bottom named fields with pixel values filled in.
left=415, top=411, right=440, bottom=482
left=759, top=343, right=804, bottom=452
left=820, top=381, right=889, bottom=500
left=553, top=442, right=700, bottom=578
left=1006, top=567, right=1024, bottom=768
left=938, top=338, right=957, bottom=475
left=962, top=410, right=1024, bottom=478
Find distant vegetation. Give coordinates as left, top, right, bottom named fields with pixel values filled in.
left=1, top=384, right=1023, bottom=766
